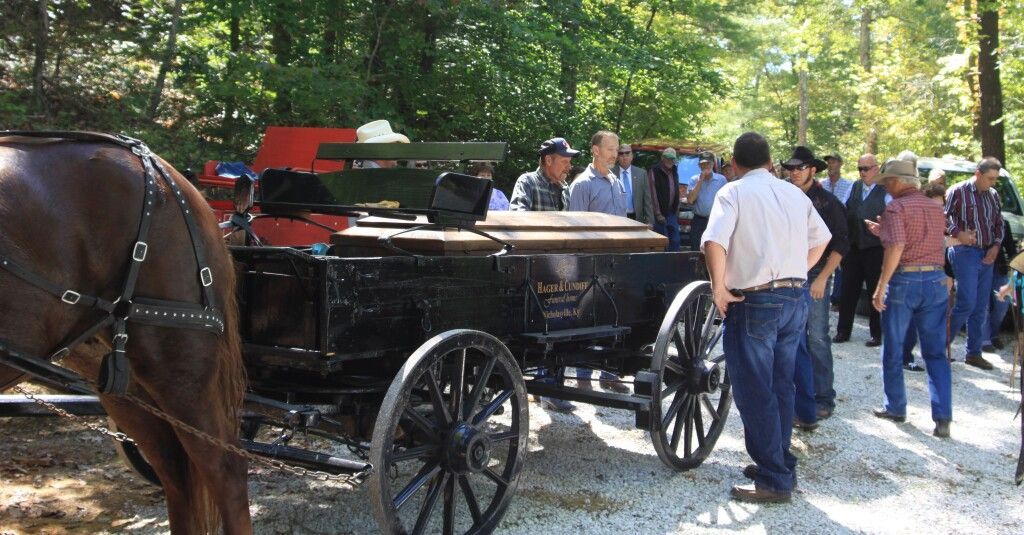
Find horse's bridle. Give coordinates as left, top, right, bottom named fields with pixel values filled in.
left=0, top=131, right=224, bottom=395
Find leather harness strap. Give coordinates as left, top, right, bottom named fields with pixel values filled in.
left=0, top=130, right=224, bottom=395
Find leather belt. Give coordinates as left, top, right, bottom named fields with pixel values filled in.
left=736, top=278, right=805, bottom=293
left=897, top=265, right=943, bottom=273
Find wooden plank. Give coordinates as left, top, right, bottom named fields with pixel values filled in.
left=315, top=142, right=508, bottom=162
left=356, top=211, right=646, bottom=231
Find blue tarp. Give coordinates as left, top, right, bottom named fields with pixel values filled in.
left=215, top=161, right=258, bottom=181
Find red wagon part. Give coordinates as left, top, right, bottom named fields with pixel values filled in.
left=199, top=126, right=358, bottom=246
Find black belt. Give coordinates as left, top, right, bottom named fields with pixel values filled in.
left=734, top=278, right=805, bottom=294
left=692, top=214, right=709, bottom=220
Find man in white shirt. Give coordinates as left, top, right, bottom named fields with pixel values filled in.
left=702, top=132, right=831, bottom=504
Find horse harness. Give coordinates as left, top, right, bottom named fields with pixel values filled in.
left=0, top=131, right=224, bottom=395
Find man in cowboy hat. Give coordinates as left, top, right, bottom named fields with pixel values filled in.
left=783, top=146, right=849, bottom=427
left=354, top=119, right=410, bottom=170
left=648, top=148, right=681, bottom=251
left=509, top=137, right=578, bottom=212
left=686, top=150, right=728, bottom=250
left=869, top=158, right=952, bottom=437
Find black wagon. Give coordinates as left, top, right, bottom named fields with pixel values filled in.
left=2, top=141, right=732, bottom=534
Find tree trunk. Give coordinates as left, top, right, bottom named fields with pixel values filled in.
left=798, top=65, right=809, bottom=145
left=556, top=0, right=582, bottom=114
left=858, top=7, right=872, bottom=72
left=964, top=0, right=980, bottom=139
left=148, top=0, right=184, bottom=120
left=222, top=1, right=241, bottom=145
left=32, top=0, right=49, bottom=113
left=614, top=5, right=657, bottom=133
left=977, top=1, right=1004, bottom=162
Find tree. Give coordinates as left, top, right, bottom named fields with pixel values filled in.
left=977, top=0, right=1004, bottom=162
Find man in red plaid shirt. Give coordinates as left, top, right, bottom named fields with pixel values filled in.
left=869, top=159, right=952, bottom=438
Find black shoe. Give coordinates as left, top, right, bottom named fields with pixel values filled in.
left=743, top=464, right=799, bottom=489
left=730, top=483, right=792, bottom=504
left=981, top=344, right=996, bottom=353
left=872, top=408, right=906, bottom=423
left=816, top=407, right=833, bottom=420
left=991, top=337, right=1005, bottom=350
left=964, top=354, right=995, bottom=370
left=933, top=420, right=951, bottom=438
left=903, top=362, right=925, bottom=372
left=540, top=397, right=574, bottom=413
left=833, top=333, right=850, bottom=343
left=793, top=418, right=819, bottom=431
left=865, top=337, right=882, bottom=347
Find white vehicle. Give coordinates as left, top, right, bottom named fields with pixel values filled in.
left=917, top=156, right=1023, bottom=243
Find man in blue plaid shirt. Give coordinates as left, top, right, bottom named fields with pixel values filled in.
left=509, top=137, right=578, bottom=212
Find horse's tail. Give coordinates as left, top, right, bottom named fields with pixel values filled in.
left=190, top=217, right=248, bottom=533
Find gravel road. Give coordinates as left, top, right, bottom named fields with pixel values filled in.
left=2, top=311, right=1022, bottom=534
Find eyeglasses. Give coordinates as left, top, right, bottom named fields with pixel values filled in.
left=858, top=165, right=877, bottom=172
left=787, top=163, right=810, bottom=171
left=618, top=151, right=632, bottom=155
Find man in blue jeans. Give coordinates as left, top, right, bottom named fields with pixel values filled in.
left=870, top=159, right=952, bottom=437
left=945, top=157, right=1005, bottom=370
left=782, top=147, right=849, bottom=428
left=702, top=132, right=830, bottom=503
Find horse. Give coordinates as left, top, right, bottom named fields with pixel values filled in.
left=0, top=132, right=252, bottom=534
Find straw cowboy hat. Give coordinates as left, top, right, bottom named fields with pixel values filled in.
left=355, top=120, right=410, bottom=144
left=876, top=159, right=919, bottom=182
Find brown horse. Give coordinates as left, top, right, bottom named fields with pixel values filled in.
left=0, top=134, right=252, bottom=533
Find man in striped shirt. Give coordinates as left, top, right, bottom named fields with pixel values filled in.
left=945, top=157, right=1005, bottom=370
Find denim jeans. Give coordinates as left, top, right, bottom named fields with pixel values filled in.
left=653, top=216, right=681, bottom=252
left=830, top=268, right=842, bottom=305
left=984, top=273, right=1011, bottom=344
left=794, top=270, right=834, bottom=422
left=880, top=271, right=952, bottom=421
left=724, top=287, right=807, bottom=492
left=948, top=245, right=994, bottom=357
left=689, top=215, right=709, bottom=251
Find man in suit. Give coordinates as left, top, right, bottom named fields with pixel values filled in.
left=612, top=144, right=654, bottom=225
left=835, top=153, right=891, bottom=347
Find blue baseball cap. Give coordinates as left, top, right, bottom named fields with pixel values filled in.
left=538, top=137, right=580, bottom=157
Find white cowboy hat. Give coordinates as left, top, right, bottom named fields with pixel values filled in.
left=356, top=120, right=410, bottom=144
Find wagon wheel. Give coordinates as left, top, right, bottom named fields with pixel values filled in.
left=369, top=329, right=529, bottom=535
left=649, top=280, right=732, bottom=471
left=108, top=418, right=161, bottom=486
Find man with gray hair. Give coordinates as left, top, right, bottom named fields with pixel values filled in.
left=870, top=159, right=952, bottom=437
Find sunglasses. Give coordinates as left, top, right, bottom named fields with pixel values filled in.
left=785, top=163, right=811, bottom=171
left=858, top=165, right=877, bottom=172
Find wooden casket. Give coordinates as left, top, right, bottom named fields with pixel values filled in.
left=330, top=211, right=668, bottom=256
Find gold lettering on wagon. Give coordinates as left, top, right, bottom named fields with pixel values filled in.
left=535, top=279, right=589, bottom=319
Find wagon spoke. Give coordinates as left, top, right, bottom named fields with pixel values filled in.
left=395, top=460, right=441, bottom=511
left=449, top=349, right=466, bottom=418
left=662, top=391, right=687, bottom=429
left=411, top=471, right=447, bottom=535
left=464, top=355, right=497, bottom=421
left=683, top=398, right=695, bottom=456
left=694, top=401, right=706, bottom=449
left=442, top=473, right=456, bottom=535
left=669, top=397, right=689, bottom=450
left=663, top=357, right=685, bottom=377
left=472, top=389, right=514, bottom=425
left=483, top=467, right=510, bottom=489
left=660, top=379, right=684, bottom=399
left=403, top=407, right=441, bottom=443
left=391, top=444, right=437, bottom=464
left=425, top=369, right=452, bottom=426
left=459, top=475, right=484, bottom=525
left=700, top=394, right=720, bottom=422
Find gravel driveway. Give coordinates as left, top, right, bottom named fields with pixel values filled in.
left=2, top=310, right=1022, bottom=534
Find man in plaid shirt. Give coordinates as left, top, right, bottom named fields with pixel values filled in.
left=870, top=159, right=952, bottom=438
left=509, top=137, right=578, bottom=212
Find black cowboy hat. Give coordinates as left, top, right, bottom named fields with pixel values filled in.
left=782, top=146, right=827, bottom=173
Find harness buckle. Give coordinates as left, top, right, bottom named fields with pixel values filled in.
left=133, top=241, right=148, bottom=262
left=113, top=333, right=129, bottom=345
left=200, top=267, right=213, bottom=287
left=50, top=347, right=70, bottom=360
left=61, top=290, right=82, bottom=305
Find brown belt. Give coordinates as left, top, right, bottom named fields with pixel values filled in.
left=896, top=265, right=943, bottom=273
left=737, top=278, right=805, bottom=293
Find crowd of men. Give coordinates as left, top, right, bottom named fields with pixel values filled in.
left=490, top=127, right=1010, bottom=505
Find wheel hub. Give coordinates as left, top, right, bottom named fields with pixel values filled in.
left=446, top=423, right=491, bottom=474
left=696, top=361, right=721, bottom=394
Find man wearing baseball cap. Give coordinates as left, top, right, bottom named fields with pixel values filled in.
left=648, top=148, right=682, bottom=251
left=509, top=137, right=579, bottom=212
left=686, top=150, right=728, bottom=250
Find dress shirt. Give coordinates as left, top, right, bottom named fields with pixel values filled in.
left=819, top=176, right=853, bottom=205
left=509, top=167, right=566, bottom=212
left=701, top=168, right=831, bottom=290
left=944, top=179, right=1004, bottom=248
left=861, top=182, right=893, bottom=204
left=567, top=164, right=629, bottom=216
left=620, top=167, right=635, bottom=213
left=686, top=172, right=728, bottom=217
left=880, top=189, right=946, bottom=266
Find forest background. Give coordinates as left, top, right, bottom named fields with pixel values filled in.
left=0, top=0, right=1020, bottom=194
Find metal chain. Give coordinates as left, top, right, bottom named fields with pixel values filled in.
left=13, top=385, right=134, bottom=444
left=11, top=385, right=371, bottom=486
